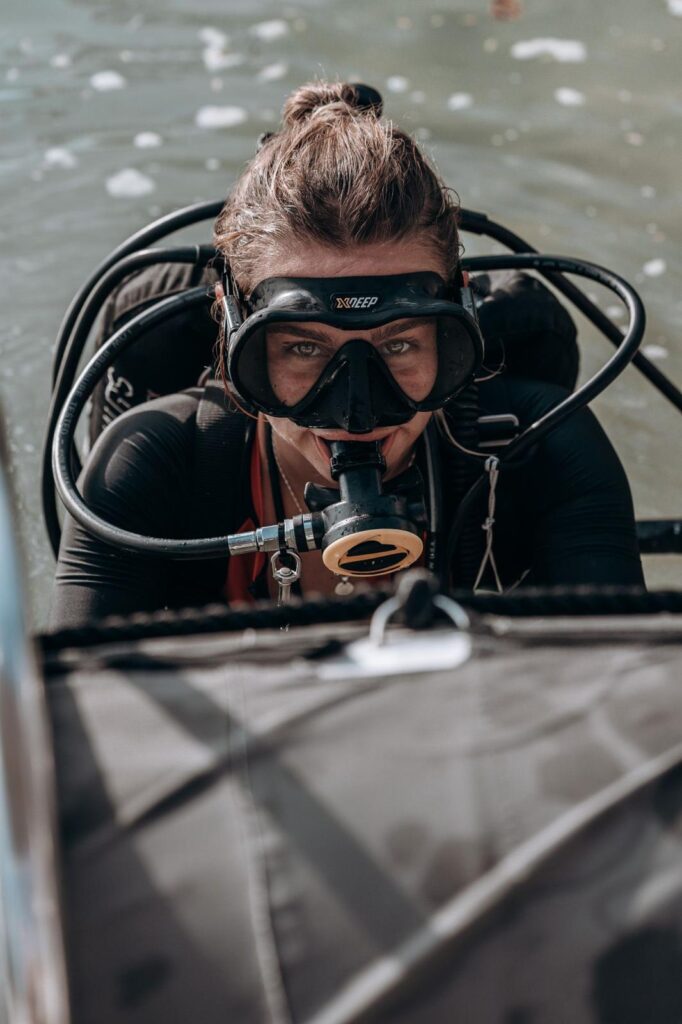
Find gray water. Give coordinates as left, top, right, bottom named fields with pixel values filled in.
left=1, top=0, right=680, bottom=629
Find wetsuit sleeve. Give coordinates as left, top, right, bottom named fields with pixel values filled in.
left=481, top=377, right=645, bottom=587
left=49, top=392, right=200, bottom=631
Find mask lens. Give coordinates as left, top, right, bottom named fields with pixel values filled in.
left=229, top=309, right=482, bottom=422
left=264, top=319, right=440, bottom=407
left=265, top=325, right=336, bottom=407
left=432, top=314, right=481, bottom=401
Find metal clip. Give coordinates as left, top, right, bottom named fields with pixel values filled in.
left=270, top=549, right=302, bottom=607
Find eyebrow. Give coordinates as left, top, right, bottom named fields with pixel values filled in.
left=267, top=318, right=434, bottom=343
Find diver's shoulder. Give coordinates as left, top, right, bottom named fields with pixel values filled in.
left=478, top=374, right=571, bottom=421
left=85, top=387, right=205, bottom=471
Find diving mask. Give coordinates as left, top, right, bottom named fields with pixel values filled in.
left=223, top=271, right=484, bottom=432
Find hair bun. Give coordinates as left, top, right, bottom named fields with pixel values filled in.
left=281, top=81, right=383, bottom=127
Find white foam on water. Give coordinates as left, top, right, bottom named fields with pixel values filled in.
left=50, top=54, right=71, bottom=69
left=554, top=87, right=585, bottom=106
left=640, top=185, right=656, bottom=198
left=410, top=90, right=426, bottom=104
left=205, top=157, right=220, bottom=171
left=6, top=68, right=19, bottom=82
left=447, top=92, right=473, bottom=111
left=511, top=38, right=587, bottom=62
left=642, top=344, right=669, bottom=359
left=202, top=48, right=243, bottom=72
left=667, top=0, right=682, bottom=15
left=198, top=27, right=229, bottom=48
left=250, top=19, right=289, bottom=42
left=134, top=131, right=163, bottom=148
left=386, top=75, right=409, bottom=93
left=90, top=70, right=126, bottom=91
left=625, top=131, right=644, bottom=146
left=642, top=258, right=667, bottom=277
left=195, top=105, right=247, bottom=129
left=44, top=147, right=78, bottom=169
left=258, top=62, right=288, bottom=82
left=106, top=168, right=156, bottom=198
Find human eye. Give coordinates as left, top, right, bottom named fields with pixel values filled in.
left=288, top=340, right=324, bottom=358
left=380, top=338, right=414, bottom=357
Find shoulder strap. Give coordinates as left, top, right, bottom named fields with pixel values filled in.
left=192, top=381, right=252, bottom=541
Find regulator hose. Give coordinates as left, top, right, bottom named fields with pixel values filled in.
left=446, top=252, right=646, bottom=576
left=42, top=244, right=216, bottom=555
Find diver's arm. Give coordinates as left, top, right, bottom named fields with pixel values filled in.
left=49, top=393, right=200, bottom=631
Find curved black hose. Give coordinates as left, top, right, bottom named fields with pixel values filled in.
left=51, top=199, right=223, bottom=388
left=446, top=253, right=647, bottom=573
left=51, top=288, right=244, bottom=559
left=459, top=209, right=682, bottom=415
left=42, top=245, right=216, bottom=556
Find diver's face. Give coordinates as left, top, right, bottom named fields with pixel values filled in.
left=254, top=238, right=446, bottom=484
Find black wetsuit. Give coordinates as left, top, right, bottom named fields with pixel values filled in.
left=50, top=374, right=644, bottom=631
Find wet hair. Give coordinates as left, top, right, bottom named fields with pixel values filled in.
left=213, top=80, right=461, bottom=295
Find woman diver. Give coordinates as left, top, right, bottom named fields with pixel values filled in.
left=50, top=80, right=644, bottom=629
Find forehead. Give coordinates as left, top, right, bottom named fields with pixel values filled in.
left=253, top=237, right=447, bottom=284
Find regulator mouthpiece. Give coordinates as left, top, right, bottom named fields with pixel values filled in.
left=309, top=440, right=425, bottom=578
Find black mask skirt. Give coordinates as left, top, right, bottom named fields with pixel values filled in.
left=224, top=272, right=484, bottom=433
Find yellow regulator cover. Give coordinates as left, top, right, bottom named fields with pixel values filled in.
left=322, top=528, right=424, bottom=577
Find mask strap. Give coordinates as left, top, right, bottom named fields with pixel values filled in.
left=221, top=260, right=244, bottom=335
left=452, top=263, right=466, bottom=297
